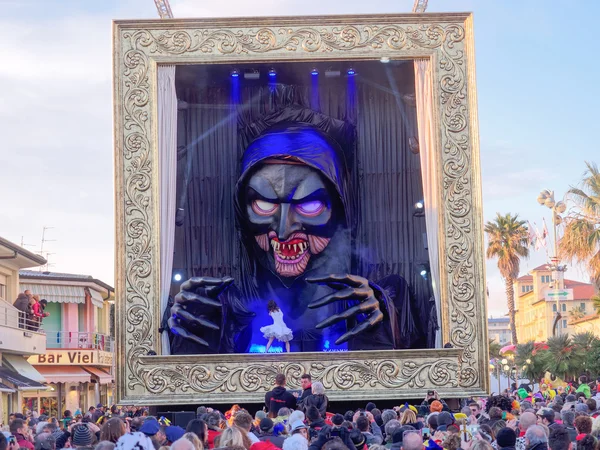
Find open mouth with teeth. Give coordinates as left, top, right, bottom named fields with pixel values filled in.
left=254, top=232, right=330, bottom=277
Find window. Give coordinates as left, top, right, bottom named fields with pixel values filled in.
left=581, top=303, right=586, bottom=311
left=0, top=273, right=6, bottom=301
left=552, top=304, right=557, bottom=312
left=541, top=275, right=551, bottom=283
left=562, top=303, right=566, bottom=312
left=562, top=319, right=567, bottom=329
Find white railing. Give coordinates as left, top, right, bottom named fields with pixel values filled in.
left=0, top=303, right=46, bottom=333
left=46, top=331, right=114, bottom=352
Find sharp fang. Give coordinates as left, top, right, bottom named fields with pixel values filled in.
left=293, top=244, right=297, bottom=252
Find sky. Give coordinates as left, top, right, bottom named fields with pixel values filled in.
left=1, top=0, right=599, bottom=318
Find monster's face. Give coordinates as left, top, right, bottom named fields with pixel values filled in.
left=244, top=161, right=336, bottom=277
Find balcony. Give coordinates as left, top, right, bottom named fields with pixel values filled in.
left=0, top=302, right=47, bottom=355
left=46, top=331, right=114, bottom=353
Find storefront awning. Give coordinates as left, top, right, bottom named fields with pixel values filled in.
left=3, top=354, right=46, bottom=383
left=83, top=367, right=112, bottom=384
left=0, top=382, right=16, bottom=393
left=0, top=366, right=47, bottom=391
left=20, top=283, right=85, bottom=304
left=89, top=289, right=105, bottom=308
left=35, top=366, right=91, bottom=383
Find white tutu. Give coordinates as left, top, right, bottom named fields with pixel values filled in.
left=260, top=310, right=293, bottom=342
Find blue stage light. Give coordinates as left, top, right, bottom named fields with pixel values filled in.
left=268, top=69, right=277, bottom=77
left=311, top=68, right=319, bottom=76
left=230, top=69, right=240, bottom=78
left=347, top=68, right=356, bottom=76
left=173, top=273, right=182, bottom=282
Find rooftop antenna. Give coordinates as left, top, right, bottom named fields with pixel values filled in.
left=412, top=0, right=428, bottom=12
left=39, top=226, right=56, bottom=271
left=20, top=236, right=36, bottom=249
left=153, top=0, right=174, bottom=18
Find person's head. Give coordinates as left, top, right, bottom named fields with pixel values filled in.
left=95, top=441, right=116, bottom=450
left=277, top=408, right=291, bottom=418
left=182, top=432, right=203, bottom=450
left=566, top=395, right=577, bottom=403
left=430, top=401, right=443, bottom=414
left=205, top=412, right=221, bottom=431
left=385, top=420, right=402, bottom=441
left=561, top=411, right=575, bottom=427
left=491, top=421, right=507, bottom=439
left=489, top=407, right=503, bottom=420
left=217, top=427, right=246, bottom=449
left=40, top=299, right=48, bottom=308
left=471, top=440, right=493, bottom=450
left=267, top=300, right=279, bottom=313
left=392, top=426, right=415, bottom=447
left=185, top=419, right=207, bottom=444
left=441, top=433, right=461, bottom=450
left=400, top=410, right=416, bottom=425
left=64, top=410, right=73, bottom=419
left=400, top=431, right=423, bottom=450
left=575, top=404, right=589, bottom=414
left=289, top=410, right=305, bottom=426
left=282, top=434, right=308, bottom=450
left=34, top=432, right=56, bottom=450
left=275, top=373, right=286, bottom=387
left=165, top=426, right=186, bottom=445
left=100, top=418, right=127, bottom=444
left=10, top=418, right=28, bottom=436
left=322, top=437, right=351, bottom=450
left=71, top=424, right=96, bottom=448
left=469, top=402, right=482, bottom=416
left=525, top=425, right=549, bottom=447
left=366, top=403, right=377, bottom=413
left=356, top=416, right=370, bottom=433
left=233, top=412, right=253, bottom=433
left=300, top=374, right=312, bottom=391
left=496, top=427, right=517, bottom=450
left=115, top=432, right=155, bottom=450
left=548, top=425, right=571, bottom=450
left=303, top=406, right=318, bottom=424
left=171, top=437, right=196, bottom=450
left=574, top=415, right=593, bottom=435
left=381, top=410, right=398, bottom=426
left=576, top=435, right=597, bottom=450
left=24, top=289, right=32, bottom=297
left=586, top=399, right=597, bottom=412
left=311, top=381, right=325, bottom=396
left=259, top=418, right=274, bottom=434
left=427, top=414, right=438, bottom=432
left=290, top=420, right=308, bottom=439
left=537, top=408, right=555, bottom=426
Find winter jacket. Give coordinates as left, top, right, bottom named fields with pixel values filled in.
left=362, top=421, right=383, bottom=445
left=258, top=432, right=285, bottom=448
left=13, top=294, right=31, bottom=314
left=265, top=386, right=296, bottom=416
left=307, top=425, right=356, bottom=450
left=576, top=384, right=591, bottom=399
left=207, top=429, right=221, bottom=449
left=304, top=394, right=329, bottom=418
left=15, top=433, right=34, bottom=450
left=297, top=387, right=312, bottom=408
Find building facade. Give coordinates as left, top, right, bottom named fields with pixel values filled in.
left=19, top=270, right=114, bottom=416
left=0, top=237, right=48, bottom=425
left=515, top=264, right=598, bottom=342
left=488, top=317, right=511, bottom=344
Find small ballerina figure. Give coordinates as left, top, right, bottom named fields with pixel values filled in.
left=260, top=300, right=293, bottom=353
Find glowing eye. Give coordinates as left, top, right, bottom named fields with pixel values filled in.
left=296, top=200, right=325, bottom=216
left=252, top=199, right=278, bottom=215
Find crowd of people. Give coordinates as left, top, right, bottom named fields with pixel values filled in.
left=13, top=289, right=49, bottom=331
left=4, top=373, right=600, bottom=450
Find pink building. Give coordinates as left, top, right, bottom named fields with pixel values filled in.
left=19, top=270, right=114, bottom=416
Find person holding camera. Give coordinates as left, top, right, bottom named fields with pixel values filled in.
left=307, top=414, right=356, bottom=450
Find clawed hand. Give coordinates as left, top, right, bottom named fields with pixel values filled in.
left=168, top=276, right=234, bottom=347
left=306, top=273, right=383, bottom=345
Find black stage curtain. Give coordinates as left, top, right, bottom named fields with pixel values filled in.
left=172, top=67, right=433, bottom=347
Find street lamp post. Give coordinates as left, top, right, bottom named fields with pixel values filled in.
left=537, top=190, right=568, bottom=336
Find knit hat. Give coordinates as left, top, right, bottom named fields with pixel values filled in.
left=260, top=418, right=274, bottom=432
left=437, top=412, right=453, bottom=427
left=52, top=430, right=70, bottom=449
left=71, top=424, right=95, bottom=447
left=165, top=426, right=186, bottom=443
left=496, top=428, right=517, bottom=448
left=290, top=421, right=307, bottom=433
left=116, top=432, right=154, bottom=450
left=430, top=401, right=443, bottom=413
left=34, top=432, right=56, bottom=450
left=350, top=430, right=367, bottom=450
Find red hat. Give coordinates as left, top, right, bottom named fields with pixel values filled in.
left=430, top=400, right=443, bottom=413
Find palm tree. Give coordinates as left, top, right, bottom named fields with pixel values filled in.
left=515, top=341, right=547, bottom=384
left=560, top=162, right=600, bottom=288
left=593, top=294, right=600, bottom=315
left=485, top=213, right=530, bottom=344
left=543, top=334, right=576, bottom=381
left=571, top=332, right=598, bottom=377
left=489, top=339, right=502, bottom=360
left=569, top=305, right=586, bottom=321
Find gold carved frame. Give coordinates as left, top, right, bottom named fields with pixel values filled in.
left=113, top=12, right=488, bottom=405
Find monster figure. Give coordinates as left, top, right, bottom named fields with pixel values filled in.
left=169, top=123, right=419, bottom=354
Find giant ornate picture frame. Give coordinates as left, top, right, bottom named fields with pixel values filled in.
left=113, top=12, right=488, bottom=405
